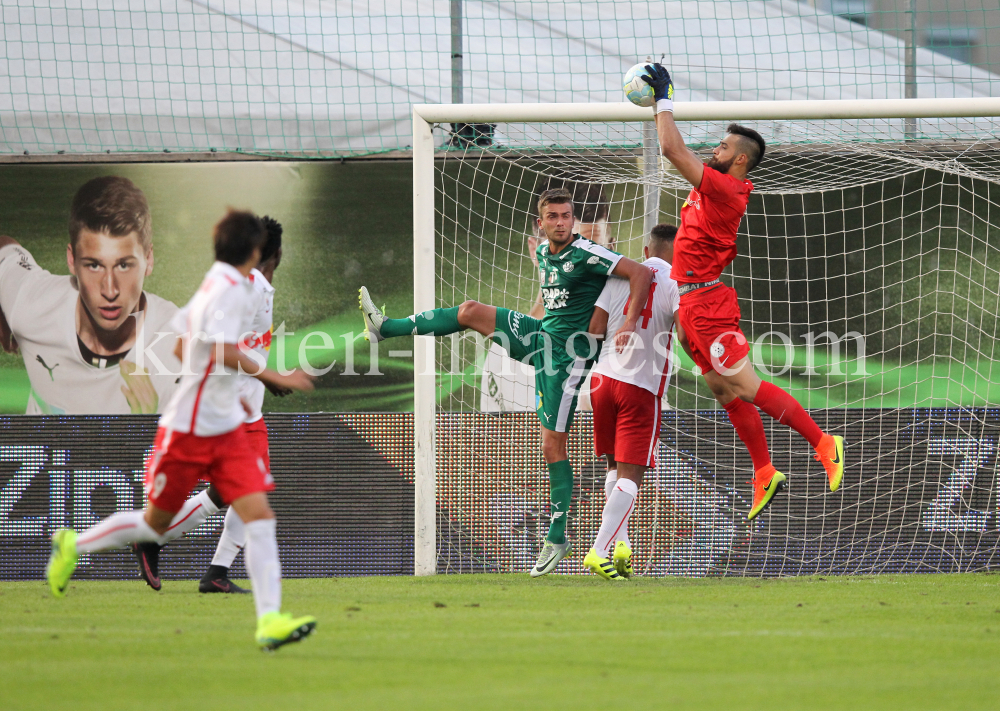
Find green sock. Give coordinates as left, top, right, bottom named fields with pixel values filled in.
left=546, top=460, right=574, bottom=544
left=380, top=307, right=462, bottom=339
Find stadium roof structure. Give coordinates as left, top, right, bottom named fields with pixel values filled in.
left=0, top=0, right=997, bottom=156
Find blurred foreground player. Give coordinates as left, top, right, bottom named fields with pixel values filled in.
left=47, top=210, right=318, bottom=650
left=131, top=216, right=288, bottom=594
left=582, top=224, right=679, bottom=580
left=642, top=64, right=845, bottom=519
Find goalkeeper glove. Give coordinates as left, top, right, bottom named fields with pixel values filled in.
left=642, top=63, right=674, bottom=113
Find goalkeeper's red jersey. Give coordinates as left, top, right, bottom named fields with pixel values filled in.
left=670, top=166, right=754, bottom=285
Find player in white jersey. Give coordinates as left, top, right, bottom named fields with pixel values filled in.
left=47, top=210, right=318, bottom=650
left=0, top=176, right=180, bottom=414
left=130, top=217, right=287, bottom=594
left=582, top=224, right=680, bottom=580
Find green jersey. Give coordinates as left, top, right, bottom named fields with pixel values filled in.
left=536, top=235, right=623, bottom=343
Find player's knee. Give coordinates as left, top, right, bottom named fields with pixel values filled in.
left=541, top=439, right=567, bottom=463
left=703, top=374, right=729, bottom=400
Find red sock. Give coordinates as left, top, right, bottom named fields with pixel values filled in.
left=753, top=381, right=823, bottom=448
left=723, top=397, right=771, bottom=471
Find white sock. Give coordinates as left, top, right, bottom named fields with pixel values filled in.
left=244, top=518, right=282, bottom=619
left=603, top=469, right=631, bottom=548
left=211, top=506, right=247, bottom=568
left=604, top=468, right=618, bottom=500
left=156, top=489, right=220, bottom=545
left=592, top=478, right=638, bottom=557
left=76, top=510, right=159, bottom=553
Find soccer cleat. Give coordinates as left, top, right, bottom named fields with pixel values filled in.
left=358, top=286, right=386, bottom=342
left=748, top=466, right=787, bottom=521
left=814, top=434, right=845, bottom=492
left=529, top=539, right=572, bottom=578
left=583, top=548, right=623, bottom=581
left=47, top=529, right=78, bottom=598
left=199, top=565, right=251, bottom=594
left=612, top=540, right=633, bottom=579
left=255, top=612, right=318, bottom=651
left=132, top=541, right=162, bottom=591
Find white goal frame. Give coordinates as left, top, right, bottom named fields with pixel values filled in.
left=410, top=96, right=1000, bottom=576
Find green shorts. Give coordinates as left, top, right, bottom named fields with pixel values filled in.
left=493, top=307, right=592, bottom=433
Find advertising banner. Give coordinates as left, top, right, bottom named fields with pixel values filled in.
left=2, top=410, right=997, bottom=580
left=0, top=161, right=416, bottom=416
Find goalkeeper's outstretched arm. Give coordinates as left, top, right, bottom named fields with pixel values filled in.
left=641, top=63, right=705, bottom=188
left=654, top=111, right=705, bottom=188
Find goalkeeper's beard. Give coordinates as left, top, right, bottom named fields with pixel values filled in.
left=705, top=155, right=735, bottom=174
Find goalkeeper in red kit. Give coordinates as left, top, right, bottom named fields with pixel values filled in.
left=642, top=64, right=845, bottom=520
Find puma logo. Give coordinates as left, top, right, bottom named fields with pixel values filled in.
left=36, top=355, right=59, bottom=381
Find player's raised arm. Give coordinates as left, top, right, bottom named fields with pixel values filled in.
left=641, top=64, right=705, bottom=188
left=609, top=257, right=653, bottom=352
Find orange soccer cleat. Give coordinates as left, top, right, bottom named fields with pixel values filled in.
left=748, top=465, right=787, bottom=521
left=814, top=434, right=845, bottom=492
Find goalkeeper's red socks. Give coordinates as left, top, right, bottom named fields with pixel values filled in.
left=753, top=381, right=823, bottom=448
left=723, top=396, right=772, bottom=470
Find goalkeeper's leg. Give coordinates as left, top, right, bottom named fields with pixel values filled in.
left=704, top=359, right=844, bottom=493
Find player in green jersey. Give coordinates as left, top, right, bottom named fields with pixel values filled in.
left=359, top=188, right=652, bottom=577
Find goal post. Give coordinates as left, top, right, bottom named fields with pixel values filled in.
left=412, top=98, right=1000, bottom=577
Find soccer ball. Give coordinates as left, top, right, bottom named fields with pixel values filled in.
left=623, top=63, right=654, bottom=107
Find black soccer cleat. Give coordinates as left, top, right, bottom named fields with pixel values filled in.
left=132, top=541, right=162, bottom=591
left=199, top=565, right=251, bottom=594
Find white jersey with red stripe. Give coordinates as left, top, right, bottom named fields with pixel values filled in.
left=159, top=261, right=256, bottom=437
left=237, top=268, right=274, bottom=424
left=591, top=256, right=680, bottom=397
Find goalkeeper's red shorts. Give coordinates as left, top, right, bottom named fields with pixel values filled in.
left=676, top=283, right=750, bottom=376
left=591, top=374, right=661, bottom=468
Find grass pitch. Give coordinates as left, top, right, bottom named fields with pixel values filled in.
left=3, top=574, right=1000, bottom=710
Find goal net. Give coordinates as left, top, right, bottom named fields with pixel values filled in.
left=414, top=100, right=1000, bottom=577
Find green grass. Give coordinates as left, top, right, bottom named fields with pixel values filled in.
left=4, top=574, right=1000, bottom=710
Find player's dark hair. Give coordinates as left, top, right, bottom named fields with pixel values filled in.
left=69, top=176, right=152, bottom=254
left=649, top=223, right=678, bottom=243
left=727, top=123, right=766, bottom=170
left=213, top=209, right=267, bottom=267
left=259, top=215, right=283, bottom=265
left=533, top=177, right=609, bottom=223
left=536, top=187, right=574, bottom=217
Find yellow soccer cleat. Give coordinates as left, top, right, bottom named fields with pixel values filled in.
left=814, top=434, right=845, bottom=492
left=612, top=540, right=633, bottom=579
left=47, top=529, right=78, bottom=598
left=255, top=611, right=318, bottom=651
left=748, top=466, right=787, bottom=521
left=583, top=548, right=623, bottom=581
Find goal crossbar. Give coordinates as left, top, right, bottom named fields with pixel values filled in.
left=414, top=97, right=1000, bottom=124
